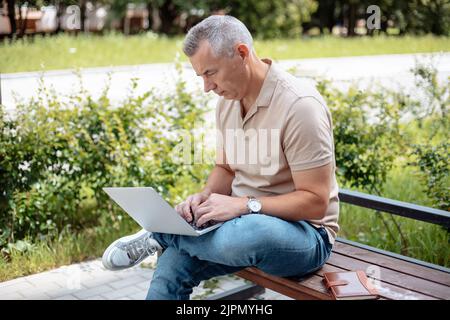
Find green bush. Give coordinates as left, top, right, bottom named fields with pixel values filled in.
left=212, top=0, right=318, bottom=39
left=317, top=81, right=405, bottom=194
left=410, top=142, right=449, bottom=211
left=0, top=62, right=212, bottom=254
left=406, top=59, right=449, bottom=211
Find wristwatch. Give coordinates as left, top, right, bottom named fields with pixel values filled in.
left=246, top=196, right=262, bottom=214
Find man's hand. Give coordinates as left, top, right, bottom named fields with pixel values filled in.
left=175, top=191, right=210, bottom=223
left=193, top=193, right=247, bottom=227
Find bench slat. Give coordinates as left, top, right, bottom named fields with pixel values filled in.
left=236, top=268, right=331, bottom=300
left=333, top=241, right=450, bottom=286
left=327, top=252, right=450, bottom=299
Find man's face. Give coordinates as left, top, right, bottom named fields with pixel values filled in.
left=189, top=40, right=248, bottom=100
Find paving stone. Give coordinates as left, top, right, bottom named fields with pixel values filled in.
left=53, top=294, right=78, bottom=300
left=0, top=291, right=25, bottom=300
left=85, top=295, right=106, bottom=300
left=45, top=287, right=83, bottom=299
left=257, top=289, right=293, bottom=300
left=80, top=274, right=124, bottom=289
left=109, top=275, right=148, bottom=290
left=23, top=292, right=51, bottom=300
left=21, top=282, right=63, bottom=294
left=0, top=280, right=35, bottom=294
left=101, top=286, right=140, bottom=300
left=0, top=277, right=27, bottom=289
left=73, top=285, right=113, bottom=299
left=218, top=278, right=248, bottom=291
left=128, top=291, right=147, bottom=300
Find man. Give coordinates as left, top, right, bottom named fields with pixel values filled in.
left=102, top=15, right=339, bottom=300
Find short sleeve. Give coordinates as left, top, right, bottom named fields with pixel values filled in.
left=283, top=97, right=333, bottom=171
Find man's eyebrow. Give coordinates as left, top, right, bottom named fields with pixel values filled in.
left=196, top=69, right=215, bottom=76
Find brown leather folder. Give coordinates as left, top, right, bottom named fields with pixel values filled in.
left=323, top=270, right=380, bottom=300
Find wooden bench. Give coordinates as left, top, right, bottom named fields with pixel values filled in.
left=210, top=189, right=450, bottom=300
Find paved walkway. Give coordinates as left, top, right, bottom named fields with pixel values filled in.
left=2, top=53, right=449, bottom=113
left=0, top=255, right=290, bottom=300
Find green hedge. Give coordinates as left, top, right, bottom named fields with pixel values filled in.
left=0, top=63, right=212, bottom=252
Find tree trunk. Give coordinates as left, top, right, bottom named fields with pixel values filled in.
left=79, top=0, right=86, bottom=32
left=6, top=0, right=16, bottom=38
left=19, top=3, right=28, bottom=37
left=146, top=2, right=153, bottom=31
left=159, top=0, right=178, bottom=35
left=347, top=2, right=357, bottom=36
left=318, top=0, right=336, bottom=34
left=54, top=1, right=64, bottom=34
left=327, top=1, right=336, bottom=33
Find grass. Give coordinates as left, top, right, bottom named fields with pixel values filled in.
left=0, top=219, right=139, bottom=282
left=339, top=162, right=449, bottom=267
left=1, top=33, right=449, bottom=73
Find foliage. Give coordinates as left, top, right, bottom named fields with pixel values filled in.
left=0, top=60, right=212, bottom=254
left=408, top=58, right=449, bottom=136
left=406, top=59, right=449, bottom=211
left=316, top=80, right=405, bottom=194
left=395, top=0, right=450, bottom=36
left=211, top=0, right=318, bottom=39
left=410, top=142, right=449, bottom=211
left=309, top=0, right=450, bottom=36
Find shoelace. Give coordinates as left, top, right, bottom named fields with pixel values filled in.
left=124, top=234, right=157, bottom=262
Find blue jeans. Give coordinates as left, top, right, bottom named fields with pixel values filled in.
left=146, top=214, right=332, bottom=300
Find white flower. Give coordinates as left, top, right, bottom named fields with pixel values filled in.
left=56, top=150, right=63, bottom=157
left=62, top=163, right=71, bottom=172
left=69, top=47, right=77, bottom=54
left=18, top=161, right=31, bottom=172
left=92, top=134, right=100, bottom=143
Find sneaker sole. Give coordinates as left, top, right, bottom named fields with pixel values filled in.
left=102, top=238, right=130, bottom=271
left=102, top=236, right=154, bottom=271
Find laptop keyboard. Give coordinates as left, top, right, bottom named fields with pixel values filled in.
left=189, top=220, right=215, bottom=231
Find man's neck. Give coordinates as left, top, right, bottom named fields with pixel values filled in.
left=240, top=59, right=270, bottom=117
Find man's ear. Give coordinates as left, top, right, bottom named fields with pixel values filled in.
left=236, top=44, right=249, bottom=60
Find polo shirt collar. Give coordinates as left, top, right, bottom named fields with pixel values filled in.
left=239, top=59, right=279, bottom=126
left=254, top=58, right=278, bottom=108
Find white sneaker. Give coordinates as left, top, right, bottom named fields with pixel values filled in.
left=102, top=229, right=162, bottom=271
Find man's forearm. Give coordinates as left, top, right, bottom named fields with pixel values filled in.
left=202, top=165, right=234, bottom=196
left=258, top=190, right=328, bottom=221
left=200, top=166, right=328, bottom=222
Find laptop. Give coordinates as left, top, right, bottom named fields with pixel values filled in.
left=103, top=187, right=222, bottom=236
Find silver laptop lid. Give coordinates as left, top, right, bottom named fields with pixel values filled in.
left=103, top=187, right=200, bottom=236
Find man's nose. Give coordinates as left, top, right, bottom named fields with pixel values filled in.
left=203, top=77, right=216, bottom=93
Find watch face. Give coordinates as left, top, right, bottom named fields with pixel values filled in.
left=249, top=199, right=262, bottom=212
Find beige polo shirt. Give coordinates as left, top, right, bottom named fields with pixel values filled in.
left=215, top=59, right=339, bottom=244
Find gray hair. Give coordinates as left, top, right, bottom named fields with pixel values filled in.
left=183, top=15, right=253, bottom=58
